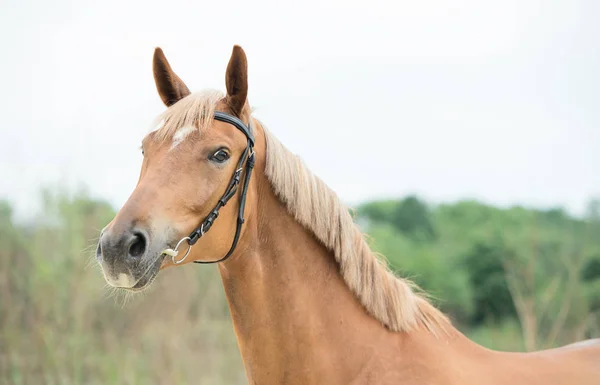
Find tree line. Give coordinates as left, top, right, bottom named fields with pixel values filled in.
left=356, top=196, right=600, bottom=351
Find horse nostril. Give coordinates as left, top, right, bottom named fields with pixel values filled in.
left=96, top=240, right=102, bottom=260
left=128, top=232, right=147, bottom=258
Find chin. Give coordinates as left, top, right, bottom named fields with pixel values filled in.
left=125, top=267, right=160, bottom=292
left=103, top=253, right=165, bottom=293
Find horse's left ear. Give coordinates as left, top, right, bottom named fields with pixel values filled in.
left=225, top=45, right=248, bottom=117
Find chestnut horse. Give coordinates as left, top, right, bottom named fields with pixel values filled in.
left=96, top=45, right=599, bottom=384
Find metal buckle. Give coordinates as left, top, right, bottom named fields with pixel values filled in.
left=162, top=236, right=192, bottom=265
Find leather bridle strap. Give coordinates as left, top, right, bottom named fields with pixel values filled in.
left=189, top=111, right=255, bottom=264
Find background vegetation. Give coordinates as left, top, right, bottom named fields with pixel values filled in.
left=1, top=188, right=599, bottom=384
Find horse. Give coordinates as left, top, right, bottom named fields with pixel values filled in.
left=95, top=45, right=600, bottom=384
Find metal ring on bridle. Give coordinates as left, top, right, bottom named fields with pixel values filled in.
left=171, top=236, right=192, bottom=265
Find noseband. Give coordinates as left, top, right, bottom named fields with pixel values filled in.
left=161, top=111, right=255, bottom=264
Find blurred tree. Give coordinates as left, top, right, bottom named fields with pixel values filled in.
left=582, top=257, right=600, bottom=282
left=358, top=196, right=436, bottom=242
left=463, top=241, right=516, bottom=324
left=501, top=209, right=594, bottom=350
left=391, top=195, right=437, bottom=242
left=357, top=199, right=397, bottom=225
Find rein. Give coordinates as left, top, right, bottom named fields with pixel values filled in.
left=161, top=111, right=255, bottom=265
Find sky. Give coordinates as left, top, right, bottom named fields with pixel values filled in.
left=1, top=0, right=599, bottom=219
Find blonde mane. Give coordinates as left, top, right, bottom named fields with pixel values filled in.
left=263, top=126, right=449, bottom=334
left=154, top=91, right=449, bottom=334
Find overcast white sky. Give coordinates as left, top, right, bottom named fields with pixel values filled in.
left=1, top=0, right=599, bottom=219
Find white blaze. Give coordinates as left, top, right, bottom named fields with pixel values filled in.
left=170, top=126, right=195, bottom=150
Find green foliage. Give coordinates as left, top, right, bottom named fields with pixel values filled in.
left=584, top=280, right=600, bottom=312
left=463, top=242, right=516, bottom=323
left=357, top=199, right=398, bottom=224
left=357, top=196, right=600, bottom=349
left=582, top=256, right=600, bottom=282
left=359, top=196, right=436, bottom=242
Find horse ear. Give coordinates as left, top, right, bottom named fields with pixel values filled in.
left=225, top=45, right=248, bottom=117
left=152, top=47, right=191, bottom=107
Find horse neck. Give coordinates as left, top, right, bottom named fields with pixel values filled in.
left=216, top=167, right=474, bottom=384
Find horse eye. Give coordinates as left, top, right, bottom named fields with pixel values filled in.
left=210, top=149, right=230, bottom=163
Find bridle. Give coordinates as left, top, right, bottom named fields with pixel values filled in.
left=161, top=111, right=255, bottom=265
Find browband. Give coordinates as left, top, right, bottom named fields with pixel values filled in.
left=214, top=111, right=255, bottom=146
